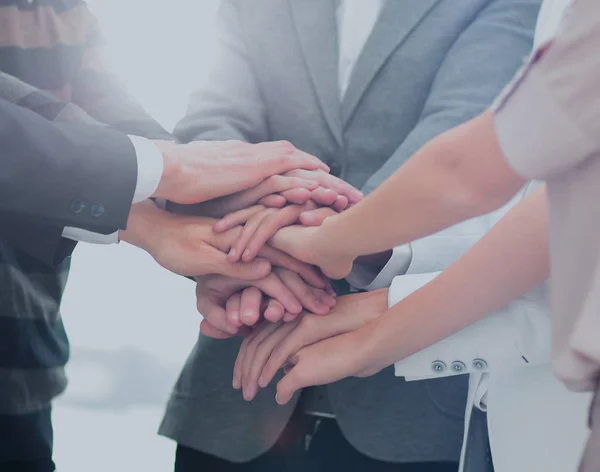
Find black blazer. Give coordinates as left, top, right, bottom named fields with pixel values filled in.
left=0, top=98, right=138, bottom=263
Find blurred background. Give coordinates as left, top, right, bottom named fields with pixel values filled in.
left=53, top=1, right=220, bottom=470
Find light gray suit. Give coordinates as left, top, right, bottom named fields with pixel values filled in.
left=160, top=0, right=540, bottom=464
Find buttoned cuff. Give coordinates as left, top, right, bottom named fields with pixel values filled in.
left=347, top=245, right=412, bottom=291
left=128, top=135, right=164, bottom=203
left=494, top=66, right=597, bottom=180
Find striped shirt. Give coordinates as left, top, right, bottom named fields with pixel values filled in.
left=0, top=0, right=170, bottom=462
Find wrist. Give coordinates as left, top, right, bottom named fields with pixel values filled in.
left=152, top=140, right=181, bottom=200
left=319, top=214, right=359, bottom=264
left=120, top=200, right=170, bottom=251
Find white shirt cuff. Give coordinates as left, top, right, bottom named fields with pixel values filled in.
left=128, top=135, right=164, bottom=203
left=61, top=136, right=164, bottom=244
left=347, top=245, right=413, bottom=291
left=61, top=227, right=119, bottom=244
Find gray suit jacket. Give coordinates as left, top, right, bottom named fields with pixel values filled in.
left=159, top=0, right=539, bottom=463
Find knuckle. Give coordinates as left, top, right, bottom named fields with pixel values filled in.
left=299, top=314, right=317, bottom=330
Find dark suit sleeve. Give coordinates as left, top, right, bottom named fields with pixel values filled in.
left=0, top=97, right=138, bottom=262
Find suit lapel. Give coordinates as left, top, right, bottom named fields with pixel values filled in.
left=342, top=0, right=439, bottom=125
left=288, top=0, right=343, bottom=146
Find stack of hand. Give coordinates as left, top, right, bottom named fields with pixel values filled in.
left=118, top=139, right=388, bottom=402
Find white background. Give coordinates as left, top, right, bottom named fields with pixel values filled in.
left=53, top=1, right=220, bottom=470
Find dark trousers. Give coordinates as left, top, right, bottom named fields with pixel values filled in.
left=175, top=413, right=458, bottom=472
left=0, top=460, right=55, bottom=472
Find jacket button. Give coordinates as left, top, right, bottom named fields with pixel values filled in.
left=70, top=199, right=85, bottom=214
left=329, top=161, right=342, bottom=177
left=90, top=203, right=105, bottom=218
left=472, top=358, right=488, bottom=370
left=431, top=360, right=446, bottom=373
left=451, top=361, right=466, bottom=373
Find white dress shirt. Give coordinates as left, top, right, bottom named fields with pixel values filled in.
left=61, top=136, right=164, bottom=244
left=337, top=0, right=384, bottom=98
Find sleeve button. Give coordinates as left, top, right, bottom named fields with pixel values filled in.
left=431, top=360, right=446, bottom=373
left=451, top=361, right=466, bottom=373
left=90, top=203, right=105, bottom=218
left=70, top=199, right=86, bottom=214
left=472, top=358, right=488, bottom=370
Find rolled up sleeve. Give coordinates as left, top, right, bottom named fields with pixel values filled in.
left=493, top=0, right=600, bottom=180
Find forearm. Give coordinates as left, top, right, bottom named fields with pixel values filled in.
left=323, top=112, right=527, bottom=260
left=356, top=187, right=550, bottom=369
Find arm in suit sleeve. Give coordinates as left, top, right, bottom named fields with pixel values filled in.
left=362, top=0, right=540, bottom=194
left=173, top=0, right=269, bottom=144
left=390, top=274, right=550, bottom=380
left=355, top=185, right=551, bottom=380
left=0, top=97, right=137, bottom=261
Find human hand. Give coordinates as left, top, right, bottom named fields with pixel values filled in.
left=120, top=200, right=325, bottom=279
left=223, top=266, right=337, bottom=324
left=274, top=328, right=387, bottom=405
left=269, top=220, right=354, bottom=280
left=214, top=179, right=362, bottom=262
left=166, top=173, right=321, bottom=219
left=260, top=169, right=362, bottom=211
left=231, top=290, right=387, bottom=400
left=197, top=267, right=333, bottom=337
left=213, top=201, right=318, bottom=262
left=152, top=140, right=329, bottom=205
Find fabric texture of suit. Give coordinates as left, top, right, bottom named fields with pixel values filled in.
left=160, top=0, right=540, bottom=464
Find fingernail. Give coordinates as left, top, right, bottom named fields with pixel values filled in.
left=275, top=393, right=281, bottom=404
left=253, top=260, right=269, bottom=274
left=229, top=248, right=237, bottom=259
left=242, top=310, right=254, bottom=323
left=233, top=378, right=240, bottom=390
left=243, top=249, right=252, bottom=261
left=230, top=311, right=240, bottom=324
left=258, top=376, right=266, bottom=388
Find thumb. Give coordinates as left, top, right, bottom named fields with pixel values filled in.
left=275, top=360, right=307, bottom=405
left=212, top=250, right=272, bottom=281
left=299, top=207, right=336, bottom=227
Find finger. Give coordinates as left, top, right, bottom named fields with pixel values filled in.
left=278, top=270, right=330, bottom=315
left=276, top=359, right=309, bottom=405
left=229, top=210, right=274, bottom=262
left=332, top=195, right=349, bottom=212
left=242, top=206, right=304, bottom=261
left=240, top=321, right=282, bottom=400
left=239, top=287, right=263, bottom=327
left=263, top=299, right=286, bottom=322
left=278, top=188, right=312, bottom=205
left=254, top=142, right=329, bottom=177
left=253, top=273, right=303, bottom=315
left=233, top=326, right=258, bottom=390
left=246, top=321, right=298, bottom=396
left=310, top=187, right=338, bottom=207
left=317, top=288, right=337, bottom=308
left=258, top=245, right=327, bottom=289
left=235, top=175, right=318, bottom=207
left=200, top=319, right=235, bottom=339
left=286, top=169, right=363, bottom=203
left=259, top=194, right=287, bottom=208
left=197, top=292, right=239, bottom=335
left=210, top=250, right=272, bottom=281
left=299, top=207, right=337, bottom=227
left=214, top=205, right=265, bottom=233
left=226, top=293, right=243, bottom=328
